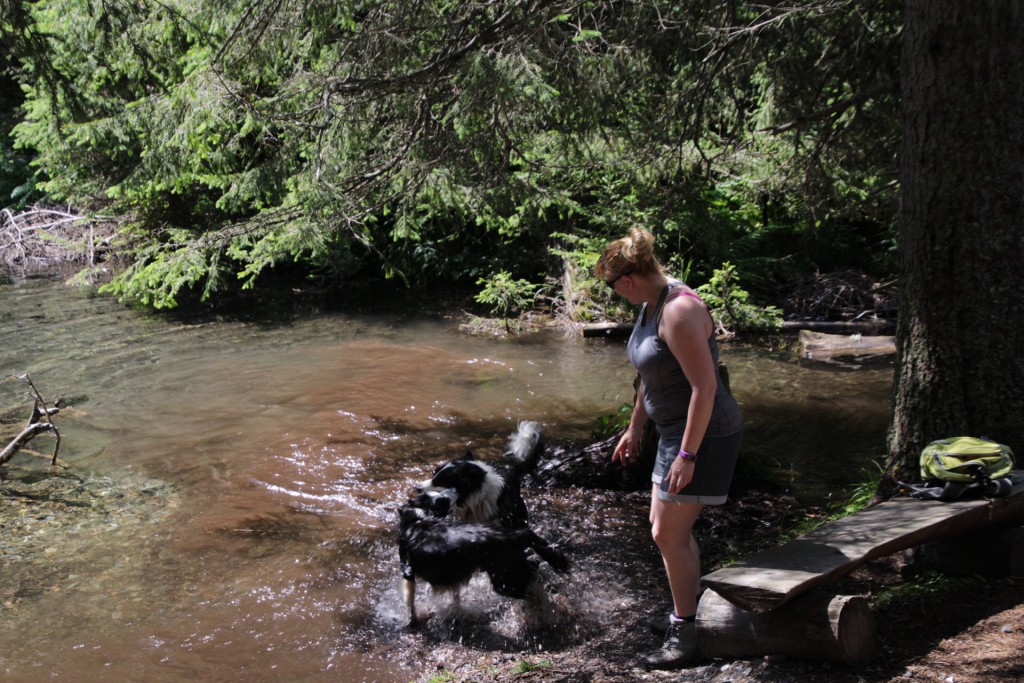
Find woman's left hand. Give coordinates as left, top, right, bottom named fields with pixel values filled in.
left=662, top=457, right=696, bottom=495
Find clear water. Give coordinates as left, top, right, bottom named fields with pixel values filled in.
left=0, top=278, right=893, bottom=682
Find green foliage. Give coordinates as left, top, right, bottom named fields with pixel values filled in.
left=592, top=402, right=633, bottom=440
left=695, top=263, right=783, bottom=336
left=0, top=67, right=35, bottom=207
left=511, top=658, right=554, bottom=675
left=99, top=229, right=224, bottom=309
left=415, top=671, right=456, bottom=683
left=0, top=140, right=36, bottom=208
left=830, top=461, right=884, bottom=519
left=549, top=231, right=634, bottom=324
left=474, top=271, right=541, bottom=326
left=4, top=0, right=902, bottom=308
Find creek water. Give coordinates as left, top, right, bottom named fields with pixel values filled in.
left=0, top=277, right=893, bottom=682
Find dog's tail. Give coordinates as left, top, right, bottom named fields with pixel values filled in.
left=528, top=530, right=571, bottom=574
left=508, top=420, right=545, bottom=481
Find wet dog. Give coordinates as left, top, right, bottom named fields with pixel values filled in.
left=415, top=421, right=545, bottom=529
left=397, top=490, right=570, bottom=627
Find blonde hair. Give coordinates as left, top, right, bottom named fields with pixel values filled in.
left=594, top=226, right=662, bottom=280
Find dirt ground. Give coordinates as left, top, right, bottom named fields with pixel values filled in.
left=394, top=482, right=1024, bottom=683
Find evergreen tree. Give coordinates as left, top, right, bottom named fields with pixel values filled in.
left=885, top=0, right=1024, bottom=483
left=6, top=0, right=901, bottom=307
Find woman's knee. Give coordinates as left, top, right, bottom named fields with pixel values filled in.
left=650, top=503, right=701, bottom=550
left=650, top=523, right=691, bottom=552
left=650, top=525, right=673, bottom=551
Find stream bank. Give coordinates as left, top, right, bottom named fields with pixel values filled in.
left=6, top=459, right=1021, bottom=683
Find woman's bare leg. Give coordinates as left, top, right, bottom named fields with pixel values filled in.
left=650, top=484, right=703, bottom=617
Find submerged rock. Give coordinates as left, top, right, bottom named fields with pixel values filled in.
left=0, top=466, right=179, bottom=609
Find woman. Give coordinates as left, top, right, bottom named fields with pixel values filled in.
left=595, top=227, right=743, bottom=670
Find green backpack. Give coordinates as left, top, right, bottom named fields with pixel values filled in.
left=902, top=436, right=1016, bottom=501
left=919, top=436, right=1015, bottom=483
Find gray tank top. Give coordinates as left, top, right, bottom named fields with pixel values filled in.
left=626, top=283, right=743, bottom=439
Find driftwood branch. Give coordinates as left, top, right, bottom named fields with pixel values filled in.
left=1, top=374, right=62, bottom=467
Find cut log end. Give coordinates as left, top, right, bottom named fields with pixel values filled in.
left=829, top=594, right=877, bottom=669
left=696, top=589, right=876, bottom=668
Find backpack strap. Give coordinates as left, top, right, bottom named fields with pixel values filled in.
left=929, top=457, right=992, bottom=484
left=898, top=480, right=963, bottom=501
left=656, top=284, right=713, bottom=329
left=899, top=478, right=1014, bottom=501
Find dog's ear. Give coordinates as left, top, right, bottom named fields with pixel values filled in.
left=460, top=450, right=475, bottom=461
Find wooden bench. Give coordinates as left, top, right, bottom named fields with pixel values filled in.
left=694, top=473, right=1024, bottom=667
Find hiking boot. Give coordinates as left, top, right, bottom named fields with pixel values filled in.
left=643, top=615, right=698, bottom=670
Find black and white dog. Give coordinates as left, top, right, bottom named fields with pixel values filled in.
left=397, top=490, right=570, bottom=627
left=415, top=420, right=545, bottom=529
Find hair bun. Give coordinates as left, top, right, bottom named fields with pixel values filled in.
left=628, top=226, right=656, bottom=264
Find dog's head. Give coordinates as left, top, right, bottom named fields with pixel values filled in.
left=399, top=489, right=455, bottom=528
left=415, top=451, right=488, bottom=496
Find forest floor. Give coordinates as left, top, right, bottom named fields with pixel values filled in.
left=392, top=478, right=1024, bottom=683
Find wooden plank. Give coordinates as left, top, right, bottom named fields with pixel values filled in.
left=702, top=474, right=1024, bottom=612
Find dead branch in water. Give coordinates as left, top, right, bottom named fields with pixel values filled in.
left=1, top=374, right=63, bottom=468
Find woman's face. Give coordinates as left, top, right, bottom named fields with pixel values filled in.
left=607, top=272, right=643, bottom=305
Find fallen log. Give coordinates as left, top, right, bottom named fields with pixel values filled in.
left=697, top=588, right=876, bottom=668
left=534, top=433, right=656, bottom=491
left=798, top=329, right=896, bottom=363
left=581, top=319, right=896, bottom=339
left=782, top=320, right=895, bottom=334
left=581, top=322, right=631, bottom=338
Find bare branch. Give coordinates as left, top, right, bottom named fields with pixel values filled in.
left=1, top=374, right=62, bottom=467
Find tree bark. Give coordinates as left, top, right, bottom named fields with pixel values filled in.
left=696, top=589, right=876, bottom=668
left=888, top=0, right=1024, bottom=488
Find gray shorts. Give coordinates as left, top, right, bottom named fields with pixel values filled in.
left=652, top=429, right=742, bottom=505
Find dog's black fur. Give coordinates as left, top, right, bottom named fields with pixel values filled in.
left=415, top=421, right=545, bottom=529
left=397, top=491, right=570, bottom=627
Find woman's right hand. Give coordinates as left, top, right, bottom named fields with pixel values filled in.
left=612, top=429, right=640, bottom=466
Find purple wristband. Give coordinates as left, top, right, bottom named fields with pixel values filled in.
left=677, top=449, right=697, bottom=461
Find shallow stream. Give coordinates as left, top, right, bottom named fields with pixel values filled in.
left=0, top=278, right=893, bottom=681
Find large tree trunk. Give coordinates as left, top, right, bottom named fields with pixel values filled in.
left=887, top=1, right=1024, bottom=488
